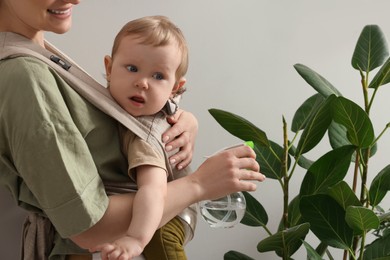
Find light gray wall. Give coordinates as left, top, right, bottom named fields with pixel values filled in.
left=3, top=1, right=390, bottom=259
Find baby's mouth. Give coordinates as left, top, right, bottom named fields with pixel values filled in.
left=130, top=96, right=145, bottom=104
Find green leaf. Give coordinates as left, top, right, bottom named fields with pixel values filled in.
left=224, top=250, right=255, bottom=260
left=299, top=146, right=355, bottom=197
left=351, top=24, right=389, bottom=72
left=345, top=206, right=380, bottom=235
left=255, top=141, right=288, bottom=180
left=332, top=96, right=374, bottom=148
left=209, top=108, right=270, bottom=147
left=294, top=64, right=342, bottom=97
left=369, top=56, right=390, bottom=89
left=288, top=144, right=313, bottom=170
left=241, top=191, right=268, bottom=227
left=363, top=233, right=390, bottom=259
left=257, top=223, right=310, bottom=257
left=315, top=242, right=329, bottom=258
left=291, top=93, right=325, bottom=133
left=302, top=241, right=324, bottom=260
left=326, top=181, right=362, bottom=210
left=369, top=164, right=390, bottom=206
left=328, top=121, right=378, bottom=160
left=328, top=121, right=351, bottom=149
left=296, top=95, right=335, bottom=154
left=300, top=194, right=354, bottom=250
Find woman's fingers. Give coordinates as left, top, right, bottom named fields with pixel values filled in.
left=240, top=168, right=265, bottom=181
left=230, top=144, right=256, bottom=159
left=162, top=110, right=198, bottom=148
left=237, top=169, right=266, bottom=191
left=170, top=149, right=193, bottom=170
left=162, top=110, right=198, bottom=169
left=192, top=144, right=266, bottom=201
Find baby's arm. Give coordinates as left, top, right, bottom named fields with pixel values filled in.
left=94, top=165, right=167, bottom=259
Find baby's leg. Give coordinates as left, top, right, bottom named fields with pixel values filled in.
left=143, top=217, right=186, bottom=260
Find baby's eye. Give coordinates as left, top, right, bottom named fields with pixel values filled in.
left=153, top=73, right=164, bottom=80
left=126, top=65, right=138, bottom=72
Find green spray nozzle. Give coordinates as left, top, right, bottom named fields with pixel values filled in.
left=244, top=141, right=254, bottom=149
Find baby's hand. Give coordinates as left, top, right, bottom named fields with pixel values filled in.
left=90, top=236, right=144, bottom=260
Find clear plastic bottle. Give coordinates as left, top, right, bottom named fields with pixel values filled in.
left=198, top=191, right=246, bottom=228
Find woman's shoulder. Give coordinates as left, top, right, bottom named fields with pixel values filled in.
left=0, top=56, right=65, bottom=104
left=0, top=56, right=59, bottom=87
left=0, top=56, right=51, bottom=75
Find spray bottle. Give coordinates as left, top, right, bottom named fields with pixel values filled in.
left=198, top=141, right=254, bottom=228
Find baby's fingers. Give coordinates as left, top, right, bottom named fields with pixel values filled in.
left=89, top=243, right=115, bottom=260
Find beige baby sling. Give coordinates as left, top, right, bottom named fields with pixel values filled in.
left=0, top=32, right=197, bottom=259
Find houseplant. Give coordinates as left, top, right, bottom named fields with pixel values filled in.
left=209, top=24, right=390, bottom=260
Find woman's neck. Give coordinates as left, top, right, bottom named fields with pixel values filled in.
left=0, top=29, right=45, bottom=48
left=0, top=17, right=45, bottom=47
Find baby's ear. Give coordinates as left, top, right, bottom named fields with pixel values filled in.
left=104, top=55, right=113, bottom=81
left=172, top=77, right=186, bottom=96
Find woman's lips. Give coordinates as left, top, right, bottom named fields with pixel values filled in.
left=47, top=8, right=72, bottom=19
left=47, top=9, right=71, bottom=15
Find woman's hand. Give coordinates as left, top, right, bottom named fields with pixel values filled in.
left=159, top=144, right=265, bottom=227
left=162, top=109, right=198, bottom=170
left=190, top=145, right=265, bottom=201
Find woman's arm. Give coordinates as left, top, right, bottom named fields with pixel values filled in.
left=71, top=145, right=264, bottom=249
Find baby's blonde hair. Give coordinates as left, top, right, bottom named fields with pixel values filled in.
left=111, top=15, right=188, bottom=95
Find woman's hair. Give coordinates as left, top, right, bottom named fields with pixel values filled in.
left=111, top=15, right=189, bottom=93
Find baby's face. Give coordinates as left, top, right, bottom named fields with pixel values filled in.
left=106, top=36, right=183, bottom=117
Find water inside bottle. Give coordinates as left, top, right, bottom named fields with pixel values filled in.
left=198, top=192, right=246, bottom=228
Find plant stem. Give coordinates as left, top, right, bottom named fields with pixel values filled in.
left=325, top=249, right=335, bottom=260
left=352, top=150, right=360, bottom=193
left=261, top=224, right=273, bottom=236
left=283, top=241, right=289, bottom=260
left=367, top=87, right=379, bottom=114
left=282, top=116, right=290, bottom=229
left=372, top=123, right=390, bottom=146
left=360, top=69, right=369, bottom=112
left=360, top=148, right=370, bottom=205
left=351, top=237, right=359, bottom=260
left=354, top=69, right=371, bottom=258
left=358, top=232, right=366, bottom=260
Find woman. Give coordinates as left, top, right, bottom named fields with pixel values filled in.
left=0, top=0, right=264, bottom=259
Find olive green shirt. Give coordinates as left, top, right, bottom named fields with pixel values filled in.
left=0, top=56, right=129, bottom=255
